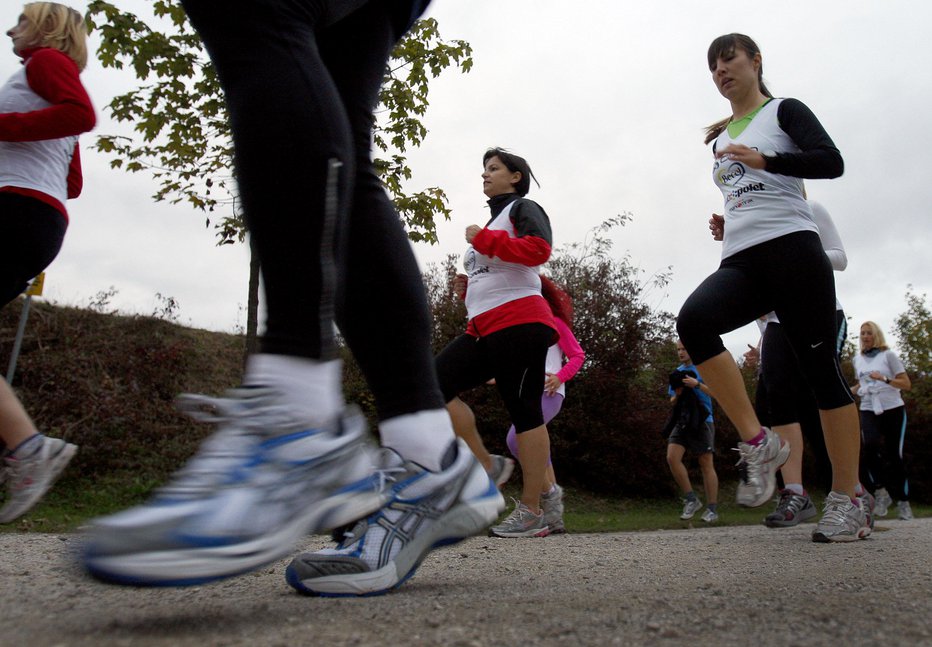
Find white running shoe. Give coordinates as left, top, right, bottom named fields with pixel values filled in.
left=680, top=497, right=703, bottom=520
left=873, top=487, right=892, bottom=517
left=812, top=491, right=869, bottom=543
left=734, top=429, right=789, bottom=508
left=285, top=440, right=504, bottom=596
left=541, top=484, right=566, bottom=534
left=700, top=508, right=719, bottom=523
left=897, top=500, right=914, bottom=520
left=487, top=454, right=514, bottom=487
left=0, top=436, right=77, bottom=523
left=81, top=389, right=386, bottom=586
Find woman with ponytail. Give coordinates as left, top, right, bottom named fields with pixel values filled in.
left=677, top=33, right=868, bottom=542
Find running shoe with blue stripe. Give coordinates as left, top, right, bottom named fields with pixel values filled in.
left=285, top=440, right=504, bottom=596
left=80, top=388, right=386, bottom=586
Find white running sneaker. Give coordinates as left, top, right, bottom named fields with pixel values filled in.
left=541, top=484, right=566, bottom=534
left=680, top=497, right=703, bottom=520
left=285, top=440, right=504, bottom=596
left=0, top=436, right=77, bottom=524
left=734, top=428, right=789, bottom=508
left=873, top=487, right=892, bottom=517
left=81, top=389, right=386, bottom=586
left=700, top=508, right=719, bottom=523
left=487, top=454, right=514, bottom=487
left=812, top=491, right=869, bottom=543
left=897, top=500, right=914, bottom=520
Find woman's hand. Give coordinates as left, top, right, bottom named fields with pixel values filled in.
left=709, top=213, right=724, bottom=241
left=465, top=225, right=482, bottom=244
left=544, top=373, right=562, bottom=395
left=682, top=375, right=700, bottom=389
left=715, top=143, right=767, bottom=170
left=452, top=273, right=468, bottom=300
left=869, top=370, right=887, bottom=382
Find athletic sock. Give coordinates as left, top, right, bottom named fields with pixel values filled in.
left=379, top=409, right=456, bottom=472
left=785, top=483, right=805, bottom=496
left=685, top=491, right=699, bottom=502
left=707, top=503, right=717, bottom=512
left=746, top=428, right=768, bottom=446
left=243, top=353, right=343, bottom=428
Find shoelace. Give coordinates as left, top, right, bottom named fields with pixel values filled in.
left=776, top=492, right=804, bottom=515
left=820, top=497, right=854, bottom=526
left=733, top=443, right=761, bottom=484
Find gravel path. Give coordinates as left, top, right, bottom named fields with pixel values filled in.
left=2, top=519, right=931, bottom=646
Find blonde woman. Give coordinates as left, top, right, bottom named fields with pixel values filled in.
left=0, top=3, right=94, bottom=522
left=852, top=321, right=913, bottom=520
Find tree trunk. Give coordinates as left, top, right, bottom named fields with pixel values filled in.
left=244, top=233, right=260, bottom=369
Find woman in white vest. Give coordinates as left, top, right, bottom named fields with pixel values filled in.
left=437, top=147, right=558, bottom=538
left=0, top=3, right=93, bottom=523
left=676, top=33, right=866, bottom=542
left=852, top=321, right=913, bottom=520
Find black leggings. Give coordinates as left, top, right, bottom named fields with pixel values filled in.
left=435, top=323, right=552, bottom=433
left=181, top=0, right=441, bottom=420
left=677, top=231, right=853, bottom=411
left=0, top=193, right=67, bottom=307
left=860, top=406, right=908, bottom=500
left=758, top=311, right=847, bottom=425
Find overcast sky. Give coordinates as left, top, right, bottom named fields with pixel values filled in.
left=4, top=1, right=930, bottom=358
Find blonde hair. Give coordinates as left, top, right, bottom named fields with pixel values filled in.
left=19, top=3, right=88, bottom=71
left=859, top=321, right=890, bottom=352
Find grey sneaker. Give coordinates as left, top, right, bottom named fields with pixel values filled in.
left=81, top=391, right=387, bottom=586
left=541, top=484, right=565, bottom=534
left=680, top=497, right=703, bottom=520
left=764, top=490, right=817, bottom=528
left=488, top=454, right=514, bottom=487
left=811, top=491, right=869, bottom=543
left=489, top=499, right=549, bottom=538
left=897, top=500, right=914, bottom=520
left=873, top=487, right=892, bottom=517
left=0, top=435, right=77, bottom=524
left=735, top=429, right=789, bottom=508
left=700, top=508, right=719, bottom=523
left=285, top=440, right=505, bottom=596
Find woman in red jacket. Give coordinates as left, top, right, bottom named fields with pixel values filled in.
left=0, top=2, right=95, bottom=523
left=437, top=147, right=557, bottom=538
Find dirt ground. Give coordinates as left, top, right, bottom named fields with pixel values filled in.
left=2, top=518, right=931, bottom=647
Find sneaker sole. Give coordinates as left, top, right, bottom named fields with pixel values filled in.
left=0, top=442, right=77, bottom=524
left=811, top=527, right=870, bottom=543
left=489, top=524, right=550, bottom=538
left=286, top=484, right=505, bottom=596
left=82, top=481, right=387, bottom=587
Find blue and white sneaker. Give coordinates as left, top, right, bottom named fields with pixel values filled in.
left=285, top=440, right=504, bottom=597
left=80, top=388, right=385, bottom=586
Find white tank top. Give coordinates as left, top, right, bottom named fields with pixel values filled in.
left=0, top=64, right=77, bottom=207
left=463, top=199, right=543, bottom=319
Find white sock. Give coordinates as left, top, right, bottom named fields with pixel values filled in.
left=243, top=353, right=343, bottom=427
left=785, top=483, right=805, bottom=496
left=379, top=409, right=456, bottom=472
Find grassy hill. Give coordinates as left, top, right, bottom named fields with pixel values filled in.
left=1, top=298, right=244, bottom=531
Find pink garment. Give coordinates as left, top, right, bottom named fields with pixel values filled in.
left=553, top=317, right=585, bottom=384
